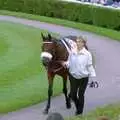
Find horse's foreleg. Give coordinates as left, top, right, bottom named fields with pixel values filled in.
left=63, top=78, right=71, bottom=109
left=43, top=73, right=54, bottom=114
left=44, top=83, right=53, bottom=114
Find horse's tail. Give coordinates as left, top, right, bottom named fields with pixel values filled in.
left=83, top=39, right=88, bottom=50
left=84, top=44, right=88, bottom=50
left=84, top=41, right=96, bottom=68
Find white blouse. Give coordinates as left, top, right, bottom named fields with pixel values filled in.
left=66, top=47, right=96, bottom=79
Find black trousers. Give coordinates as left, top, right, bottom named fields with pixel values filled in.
left=69, top=73, right=88, bottom=114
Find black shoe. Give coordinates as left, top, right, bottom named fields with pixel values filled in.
left=75, top=111, right=82, bottom=116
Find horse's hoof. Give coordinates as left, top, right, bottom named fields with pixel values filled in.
left=43, top=109, right=48, bottom=115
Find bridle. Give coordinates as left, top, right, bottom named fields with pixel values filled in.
left=43, top=41, right=53, bottom=44
left=42, top=41, right=64, bottom=73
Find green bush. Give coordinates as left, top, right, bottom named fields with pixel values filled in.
left=0, top=0, right=120, bottom=30
left=92, top=6, right=120, bottom=30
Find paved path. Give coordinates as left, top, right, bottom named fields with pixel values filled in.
left=0, top=15, right=120, bottom=120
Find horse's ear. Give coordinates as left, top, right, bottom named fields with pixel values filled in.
left=48, top=33, right=52, bottom=40
left=41, top=33, right=45, bottom=40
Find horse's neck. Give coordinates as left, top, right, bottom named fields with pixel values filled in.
left=55, top=42, right=68, bottom=61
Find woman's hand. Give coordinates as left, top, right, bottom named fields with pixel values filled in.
left=60, top=61, right=68, bottom=68
left=89, top=81, right=99, bottom=88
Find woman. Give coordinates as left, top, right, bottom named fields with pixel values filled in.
left=61, top=36, right=96, bottom=115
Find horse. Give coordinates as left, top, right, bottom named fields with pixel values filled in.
left=40, top=33, right=98, bottom=114
left=40, top=33, right=79, bottom=114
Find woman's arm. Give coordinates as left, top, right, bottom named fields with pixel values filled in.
left=61, top=52, right=74, bottom=68
left=63, top=61, right=69, bottom=68
left=87, top=52, right=96, bottom=77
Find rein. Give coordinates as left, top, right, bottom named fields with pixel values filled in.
left=53, top=66, right=63, bottom=73
left=50, top=60, right=64, bottom=73
left=43, top=41, right=53, bottom=44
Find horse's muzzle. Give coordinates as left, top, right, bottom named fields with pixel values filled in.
left=42, top=57, right=50, bottom=66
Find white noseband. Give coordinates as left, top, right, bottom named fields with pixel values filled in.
left=40, top=52, right=53, bottom=60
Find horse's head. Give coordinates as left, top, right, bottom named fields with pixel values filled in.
left=40, top=33, right=56, bottom=66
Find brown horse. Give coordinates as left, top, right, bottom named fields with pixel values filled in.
left=40, top=33, right=79, bottom=114
left=40, top=33, right=98, bottom=114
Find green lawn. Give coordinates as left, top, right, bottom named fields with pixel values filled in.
left=0, top=10, right=120, bottom=41
left=68, top=103, right=120, bottom=120
left=0, top=21, right=62, bottom=113
left=0, top=10, right=120, bottom=118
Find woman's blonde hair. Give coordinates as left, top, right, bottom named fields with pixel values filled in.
left=77, top=36, right=96, bottom=68
left=76, top=36, right=88, bottom=50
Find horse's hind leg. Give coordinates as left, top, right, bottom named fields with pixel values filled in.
left=63, top=76, right=71, bottom=109
left=43, top=73, right=54, bottom=114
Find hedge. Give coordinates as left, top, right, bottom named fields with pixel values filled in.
left=0, top=0, right=120, bottom=30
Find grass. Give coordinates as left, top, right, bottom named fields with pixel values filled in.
left=68, top=103, right=120, bottom=120
left=0, top=10, right=120, bottom=41
left=0, top=21, right=63, bottom=113
left=0, top=10, right=120, bottom=118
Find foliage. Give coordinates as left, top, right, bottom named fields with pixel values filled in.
left=0, top=0, right=120, bottom=30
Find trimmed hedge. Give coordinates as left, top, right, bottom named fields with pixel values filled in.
left=92, top=6, right=120, bottom=30
left=0, top=0, right=120, bottom=30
